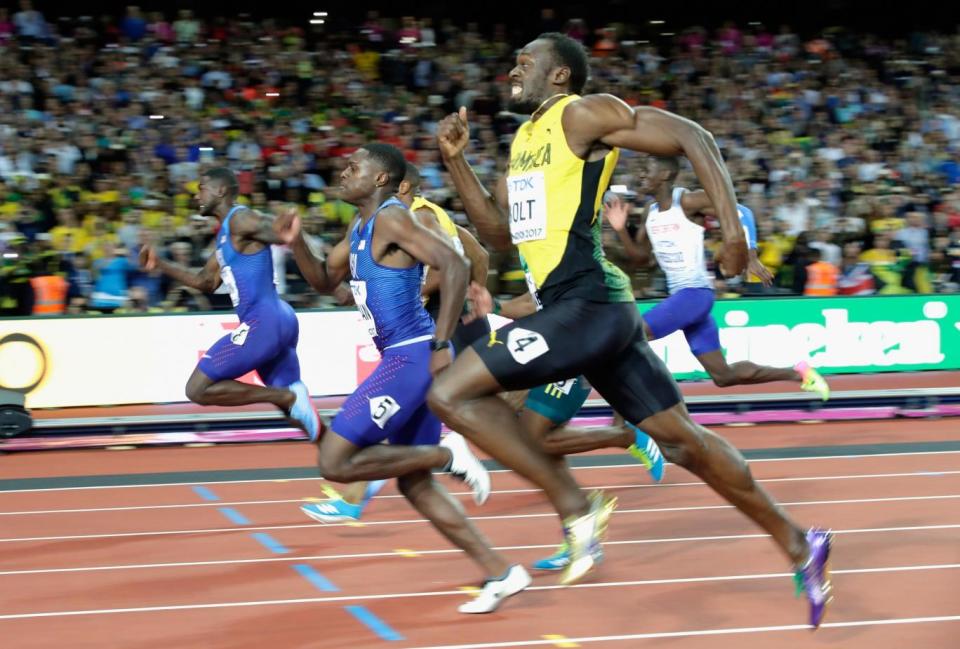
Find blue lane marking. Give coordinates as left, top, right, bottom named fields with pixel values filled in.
left=192, top=486, right=219, bottom=501
left=250, top=533, right=290, bottom=554
left=293, top=564, right=339, bottom=592
left=344, top=605, right=404, bottom=641
left=218, top=507, right=251, bottom=525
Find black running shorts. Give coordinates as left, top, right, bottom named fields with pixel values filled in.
left=470, top=299, right=682, bottom=424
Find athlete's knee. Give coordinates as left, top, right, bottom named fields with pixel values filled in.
left=317, top=454, right=352, bottom=483
left=185, top=378, right=210, bottom=405
left=709, top=368, right=738, bottom=388
left=427, top=375, right=462, bottom=420
left=649, top=417, right=709, bottom=470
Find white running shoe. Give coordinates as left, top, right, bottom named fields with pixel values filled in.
left=440, top=432, right=491, bottom=505
left=458, top=565, right=532, bottom=614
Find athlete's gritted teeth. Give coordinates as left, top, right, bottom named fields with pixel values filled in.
left=511, top=84, right=522, bottom=97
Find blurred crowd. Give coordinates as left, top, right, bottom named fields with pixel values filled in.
left=1, top=3, right=959, bottom=315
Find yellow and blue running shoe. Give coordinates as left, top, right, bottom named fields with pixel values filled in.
left=532, top=428, right=663, bottom=572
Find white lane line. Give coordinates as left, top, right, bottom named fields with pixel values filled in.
left=0, top=563, right=957, bottom=621
left=407, top=615, right=960, bottom=649
left=2, top=494, right=958, bottom=544
left=4, top=469, right=959, bottom=516
left=1, top=524, right=957, bottom=576
left=3, top=449, right=959, bottom=494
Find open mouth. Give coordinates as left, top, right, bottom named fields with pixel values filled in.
left=511, top=84, right=522, bottom=97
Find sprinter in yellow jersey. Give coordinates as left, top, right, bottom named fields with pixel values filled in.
left=430, top=32, right=833, bottom=626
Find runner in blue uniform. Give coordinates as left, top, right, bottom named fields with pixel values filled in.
left=275, top=143, right=531, bottom=614
left=139, top=167, right=317, bottom=436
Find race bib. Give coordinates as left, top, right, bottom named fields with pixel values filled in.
left=218, top=264, right=240, bottom=307
left=350, top=279, right=378, bottom=339
left=507, top=171, right=547, bottom=244
left=369, top=395, right=401, bottom=429
left=230, top=322, right=250, bottom=346
left=506, top=327, right=550, bottom=365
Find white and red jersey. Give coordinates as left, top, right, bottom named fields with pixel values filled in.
left=645, top=187, right=713, bottom=294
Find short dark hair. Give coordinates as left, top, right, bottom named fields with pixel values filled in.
left=653, top=156, right=680, bottom=181
left=202, top=167, right=239, bottom=194
left=403, top=161, right=421, bottom=192
left=362, top=143, right=406, bottom=189
left=538, top=32, right=589, bottom=94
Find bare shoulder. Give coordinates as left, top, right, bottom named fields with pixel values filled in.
left=564, top=93, right=630, bottom=120
left=562, top=94, right=635, bottom=154
left=378, top=204, right=415, bottom=223
left=413, top=205, right=438, bottom=220
left=231, top=206, right=268, bottom=227
left=374, top=204, right=417, bottom=236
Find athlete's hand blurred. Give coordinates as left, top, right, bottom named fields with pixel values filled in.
left=138, top=244, right=157, bottom=271
left=273, top=207, right=301, bottom=245
left=430, top=347, right=453, bottom=376
left=333, top=282, right=355, bottom=306
left=603, top=195, right=632, bottom=231
left=715, top=237, right=749, bottom=277
left=748, top=256, right=775, bottom=287
left=463, top=281, right=493, bottom=324
left=437, top=106, right=470, bottom=160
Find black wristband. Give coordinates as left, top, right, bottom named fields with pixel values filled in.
left=430, top=339, right=452, bottom=352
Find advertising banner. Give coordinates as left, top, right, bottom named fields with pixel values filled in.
left=1, top=295, right=958, bottom=409
left=0, top=310, right=376, bottom=409
left=641, top=295, right=960, bottom=381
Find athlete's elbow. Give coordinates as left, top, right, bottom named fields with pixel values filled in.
left=686, top=126, right=722, bottom=161
left=301, top=267, right=332, bottom=293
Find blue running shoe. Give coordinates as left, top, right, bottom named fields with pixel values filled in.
left=626, top=424, right=664, bottom=482
left=531, top=539, right=604, bottom=571
left=795, top=528, right=834, bottom=629
left=301, top=499, right=363, bottom=523
left=288, top=381, right=320, bottom=441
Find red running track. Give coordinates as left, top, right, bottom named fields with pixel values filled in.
left=1, top=420, right=959, bottom=648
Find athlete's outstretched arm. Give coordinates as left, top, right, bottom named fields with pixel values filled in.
left=274, top=211, right=350, bottom=293
left=376, top=206, right=468, bottom=344
left=564, top=97, right=747, bottom=275
left=456, top=225, right=490, bottom=288
left=140, top=245, right=222, bottom=293
left=437, top=107, right=513, bottom=251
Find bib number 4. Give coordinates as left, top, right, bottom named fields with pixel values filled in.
left=506, top=327, right=549, bottom=365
